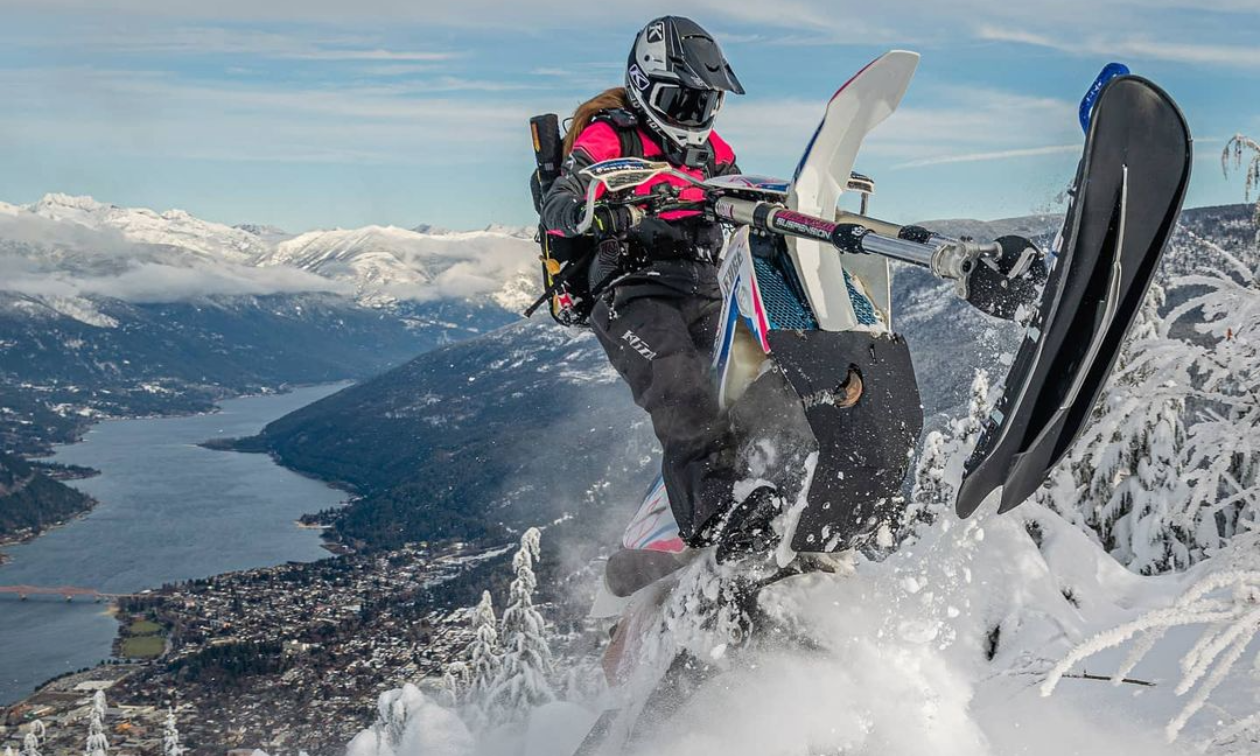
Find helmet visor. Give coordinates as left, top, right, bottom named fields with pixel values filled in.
left=650, top=83, right=723, bottom=129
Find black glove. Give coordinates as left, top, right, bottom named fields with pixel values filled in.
left=627, top=217, right=689, bottom=260
left=897, top=224, right=933, bottom=243
left=964, top=235, right=1047, bottom=320
left=829, top=223, right=872, bottom=255
left=591, top=203, right=637, bottom=236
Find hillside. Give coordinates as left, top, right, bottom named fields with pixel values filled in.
left=0, top=451, right=95, bottom=545
left=238, top=320, right=657, bottom=551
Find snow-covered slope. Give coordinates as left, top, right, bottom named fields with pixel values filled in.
left=338, top=484, right=1254, bottom=756
left=596, top=504, right=1225, bottom=756
left=260, top=225, right=537, bottom=310
left=28, top=193, right=269, bottom=263
left=234, top=223, right=294, bottom=245
left=2, top=194, right=541, bottom=312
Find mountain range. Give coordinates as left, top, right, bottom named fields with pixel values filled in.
left=0, top=194, right=542, bottom=454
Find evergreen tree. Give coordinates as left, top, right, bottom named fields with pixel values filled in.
left=1059, top=283, right=1195, bottom=572
left=466, top=591, right=502, bottom=706
left=489, top=527, right=555, bottom=721
left=23, top=719, right=45, bottom=756
left=906, top=369, right=991, bottom=534
left=1176, top=265, right=1260, bottom=549
left=440, top=661, right=469, bottom=708
left=906, top=430, right=950, bottom=531
left=958, top=369, right=990, bottom=448
left=1223, top=133, right=1260, bottom=222
left=21, top=730, right=40, bottom=756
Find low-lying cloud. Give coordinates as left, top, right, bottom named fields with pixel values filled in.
left=0, top=212, right=351, bottom=303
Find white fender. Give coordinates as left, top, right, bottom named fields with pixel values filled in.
left=787, top=50, right=920, bottom=332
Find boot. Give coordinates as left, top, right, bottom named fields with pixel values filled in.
left=713, top=485, right=782, bottom=564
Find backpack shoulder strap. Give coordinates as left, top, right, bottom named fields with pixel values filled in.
left=591, top=108, right=643, bottom=160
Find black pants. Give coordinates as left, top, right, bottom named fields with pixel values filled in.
left=591, top=290, right=735, bottom=544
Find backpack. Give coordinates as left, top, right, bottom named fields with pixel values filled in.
left=528, top=108, right=643, bottom=327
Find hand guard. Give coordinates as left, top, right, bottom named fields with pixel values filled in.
left=964, top=235, right=1047, bottom=321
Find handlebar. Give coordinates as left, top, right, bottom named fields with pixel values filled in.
left=570, top=158, right=1003, bottom=290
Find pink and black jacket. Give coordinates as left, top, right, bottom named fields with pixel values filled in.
left=540, top=113, right=740, bottom=300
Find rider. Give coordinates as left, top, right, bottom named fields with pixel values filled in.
left=541, top=16, right=775, bottom=558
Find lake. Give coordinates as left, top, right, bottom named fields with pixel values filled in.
left=0, top=383, right=350, bottom=705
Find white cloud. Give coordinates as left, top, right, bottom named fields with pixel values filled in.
left=8, top=0, right=1257, bottom=50
left=0, top=255, right=349, bottom=303
left=0, top=210, right=350, bottom=302
left=10, top=24, right=461, bottom=62
left=0, top=67, right=533, bottom=165
left=720, top=86, right=1080, bottom=174
left=892, top=145, right=1080, bottom=169
left=977, top=24, right=1260, bottom=68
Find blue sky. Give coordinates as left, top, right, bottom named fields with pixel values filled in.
left=0, top=0, right=1257, bottom=232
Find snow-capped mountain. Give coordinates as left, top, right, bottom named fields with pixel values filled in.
left=0, top=193, right=538, bottom=455
left=2, top=194, right=541, bottom=315
left=260, top=224, right=538, bottom=311
left=28, top=193, right=269, bottom=263
left=0, top=193, right=550, bottom=327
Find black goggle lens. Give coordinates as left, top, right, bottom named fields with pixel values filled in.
left=651, top=84, right=722, bottom=128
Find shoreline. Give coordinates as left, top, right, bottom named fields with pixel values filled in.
left=0, top=496, right=100, bottom=564
left=1, top=380, right=356, bottom=559
left=0, top=381, right=356, bottom=705
left=0, top=460, right=103, bottom=563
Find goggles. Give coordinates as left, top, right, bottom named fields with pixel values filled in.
left=650, top=83, right=724, bottom=128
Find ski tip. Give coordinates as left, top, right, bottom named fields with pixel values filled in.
left=954, top=474, right=1001, bottom=520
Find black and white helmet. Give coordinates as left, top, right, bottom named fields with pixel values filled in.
left=625, top=16, right=744, bottom=150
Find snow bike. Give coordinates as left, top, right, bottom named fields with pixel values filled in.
left=571, top=52, right=1192, bottom=754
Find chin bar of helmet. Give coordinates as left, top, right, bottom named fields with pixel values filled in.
left=711, top=196, right=999, bottom=290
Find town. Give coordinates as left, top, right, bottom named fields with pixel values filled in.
left=0, top=542, right=513, bottom=756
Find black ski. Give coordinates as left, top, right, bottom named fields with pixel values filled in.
left=955, top=75, right=1192, bottom=518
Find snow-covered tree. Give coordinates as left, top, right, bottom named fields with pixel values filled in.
left=906, top=429, right=951, bottom=530
left=906, top=369, right=992, bottom=533
left=347, top=684, right=473, bottom=756
left=22, top=720, right=45, bottom=756
left=1042, top=522, right=1260, bottom=748
left=465, top=591, right=502, bottom=709
left=1171, top=255, right=1260, bottom=553
left=488, top=527, right=555, bottom=721
left=85, top=691, right=108, bottom=756
left=440, top=661, right=469, bottom=708
left=1223, top=133, right=1260, bottom=222
left=958, top=369, right=990, bottom=448
left=162, top=708, right=184, bottom=756
left=1059, top=283, right=1196, bottom=573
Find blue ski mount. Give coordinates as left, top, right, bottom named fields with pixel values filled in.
left=1079, top=62, right=1131, bottom=134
